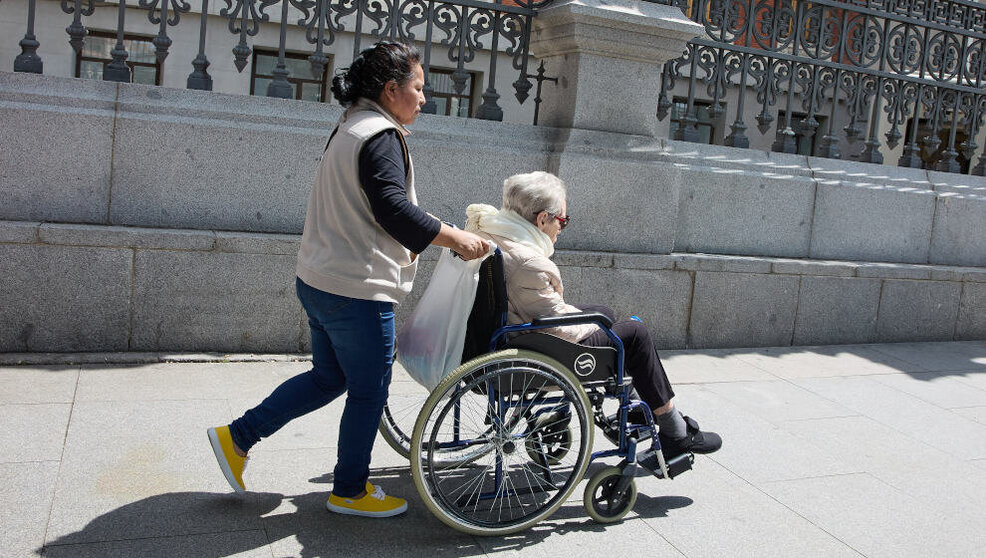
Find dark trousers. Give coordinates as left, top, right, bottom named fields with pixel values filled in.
left=577, top=304, right=675, bottom=411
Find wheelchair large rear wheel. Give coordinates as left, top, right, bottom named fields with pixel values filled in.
left=410, top=349, right=593, bottom=536
left=379, top=375, right=429, bottom=459
left=380, top=371, right=496, bottom=465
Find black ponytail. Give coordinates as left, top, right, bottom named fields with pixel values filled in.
left=330, top=42, right=422, bottom=106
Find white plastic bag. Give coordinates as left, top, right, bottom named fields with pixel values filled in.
left=396, top=247, right=489, bottom=390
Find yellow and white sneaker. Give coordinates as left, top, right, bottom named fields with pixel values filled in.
left=326, top=482, right=407, bottom=517
left=207, top=425, right=247, bottom=492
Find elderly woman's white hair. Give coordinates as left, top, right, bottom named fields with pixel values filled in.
left=501, top=171, right=566, bottom=223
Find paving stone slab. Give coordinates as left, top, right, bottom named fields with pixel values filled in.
left=42, top=530, right=273, bottom=558
left=46, top=399, right=273, bottom=544
left=792, top=376, right=986, bottom=460
left=865, top=341, right=986, bottom=372
left=263, top=471, right=484, bottom=558
left=658, top=349, right=779, bottom=383
left=475, top=514, right=684, bottom=557
left=780, top=415, right=956, bottom=474
left=0, top=366, right=78, bottom=404
left=0, top=403, right=71, bottom=463
left=866, top=457, right=986, bottom=533
left=75, top=362, right=310, bottom=403
left=702, top=380, right=857, bottom=424
left=670, top=385, right=857, bottom=484
left=869, top=371, right=986, bottom=409
left=0, top=461, right=59, bottom=558
left=951, top=405, right=986, bottom=426
left=730, top=345, right=919, bottom=378
left=635, top=459, right=858, bottom=558
left=762, top=472, right=986, bottom=558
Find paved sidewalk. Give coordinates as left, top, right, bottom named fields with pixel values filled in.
left=3, top=341, right=986, bottom=557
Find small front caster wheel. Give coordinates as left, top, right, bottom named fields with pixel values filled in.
left=583, top=466, right=637, bottom=523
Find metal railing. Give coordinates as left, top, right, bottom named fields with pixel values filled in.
left=11, top=0, right=554, bottom=120
left=655, top=0, right=986, bottom=175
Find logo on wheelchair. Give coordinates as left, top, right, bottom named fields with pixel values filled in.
left=574, top=353, right=597, bottom=377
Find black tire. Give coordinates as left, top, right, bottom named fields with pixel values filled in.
left=583, top=466, right=637, bottom=523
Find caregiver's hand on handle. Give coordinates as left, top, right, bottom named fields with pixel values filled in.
left=433, top=222, right=490, bottom=261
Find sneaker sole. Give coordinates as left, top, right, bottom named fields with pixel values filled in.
left=207, top=428, right=245, bottom=493
left=325, top=499, right=408, bottom=518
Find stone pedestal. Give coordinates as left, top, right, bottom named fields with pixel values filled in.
left=530, top=0, right=702, bottom=136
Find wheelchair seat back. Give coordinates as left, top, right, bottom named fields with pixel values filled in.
left=459, top=250, right=619, bottom=388
left=461, top=250, right=508, bottom=364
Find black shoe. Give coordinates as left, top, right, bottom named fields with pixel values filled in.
left=658, top=416, right=721, bottom=459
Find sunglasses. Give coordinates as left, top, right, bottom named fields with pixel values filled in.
left=537, top=211, right=570, bottom=230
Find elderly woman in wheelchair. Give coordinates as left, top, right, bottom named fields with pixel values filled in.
left=380, top=171, right=720, bottom=535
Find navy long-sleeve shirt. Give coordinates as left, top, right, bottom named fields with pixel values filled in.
left=358, top=129, right=441, bottom=254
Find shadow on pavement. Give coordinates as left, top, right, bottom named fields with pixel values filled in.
left=38, top=474, right=694, bottom=557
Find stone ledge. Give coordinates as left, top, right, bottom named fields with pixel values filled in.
left=38, top=223, right=217, bottom=251
left=0, top=221, right=40, bottom=244
left=1, top=221, right=301, bottom=254
left=674, top=253, right=772, bottom=274
left=5, top=220, right=986, bottom=284
left=0, top=352, right=311, bottom=366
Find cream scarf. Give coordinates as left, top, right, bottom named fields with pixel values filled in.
left=465, top=204, right=554, bottom=258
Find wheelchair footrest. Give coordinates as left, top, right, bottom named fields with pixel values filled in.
left=637, top=449, right=694, bottom=479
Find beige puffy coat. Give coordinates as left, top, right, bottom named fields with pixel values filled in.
left=475, top=231, right=599, bottom=343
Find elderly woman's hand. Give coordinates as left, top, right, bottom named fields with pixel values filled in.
left=433, top=223, right=490, bottom=260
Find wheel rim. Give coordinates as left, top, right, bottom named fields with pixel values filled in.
left=419, top=356, right=592, bottom=531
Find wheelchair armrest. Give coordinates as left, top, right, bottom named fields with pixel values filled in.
left=531, top=312, right=613, bottom=329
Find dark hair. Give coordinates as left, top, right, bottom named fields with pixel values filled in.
left=330, top=42, right=422, bottom=106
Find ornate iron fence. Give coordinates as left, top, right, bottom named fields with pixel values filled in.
left=655, top=0, right=986, bottom=175
left=11, top=0, right=554, bottom=120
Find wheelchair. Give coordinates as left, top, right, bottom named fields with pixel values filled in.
left=380, top=248, right=694, bottom=535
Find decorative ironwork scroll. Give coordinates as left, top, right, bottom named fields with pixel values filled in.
left=14, top=0, right=553, bottom=120
left=655, top=0, right=986, bottom=174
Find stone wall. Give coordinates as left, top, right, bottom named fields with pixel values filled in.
left=3, top=220, right=984, bottom=352
left=2, top=70, right=986, bottom=352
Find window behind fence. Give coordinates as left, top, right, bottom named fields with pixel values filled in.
left=250, top=50, right=332, bottom=103
left=428, top=68, right=478, bottom=118
left=75, top=31, right=160, bottom=86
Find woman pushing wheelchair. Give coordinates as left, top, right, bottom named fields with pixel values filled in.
left=465, top=171, right=721, bottom=460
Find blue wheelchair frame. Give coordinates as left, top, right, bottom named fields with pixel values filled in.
left=426, top=247, right=690, bottom=510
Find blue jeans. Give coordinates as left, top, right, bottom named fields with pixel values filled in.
left=229, top=278, right=395, bottom=498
